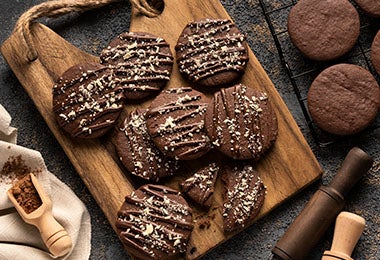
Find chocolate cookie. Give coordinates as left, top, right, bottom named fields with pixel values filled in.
left=204, top=84, right=278, bottom=160
left=287, top=0, right=360, bottom=61
left=180, top=162, right=219, bottom=209
left=115, top=109, right=180, bottom=182
left=116, top=184, right=193, bottom=260
left=175, top=18, right=249, bottom=87
left=354, top=0, right=380, bottom=17
left=222, top=164, right=266, bottom=232
left=52, top=63, right=124, bottom=138
left=371, top=30, right=380, bottom=75
left=307, top=64, right=380, bottom=136
left=100, top=32, right=173, bottom=100
left=146, top=87, right=211, bottom=160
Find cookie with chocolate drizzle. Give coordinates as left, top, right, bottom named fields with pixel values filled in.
left=100, top=32, right=173, bottom=100
left=116, top=184, right=193, bottom=260
left=222, top=164, right=266, bottom=232
left=204, top=84, right=278, bottom=160
left=180, top=162, right=219, bottom=209
left=115, top=109, right=179, bottom=182
left=146, top=87, right=212, bottom=160
left=53, top=62, right=124, bottom=138
left=175, top=18, right=249, bottom=87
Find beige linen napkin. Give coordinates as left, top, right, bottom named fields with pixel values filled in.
left=0, top=104, right=91, bottom=260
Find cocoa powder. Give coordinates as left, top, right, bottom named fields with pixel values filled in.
left=1, top=155, right=31, bottom=185
left=1, top=155, right=42, bottom=213
left=11, top=174, right=42, bottom=214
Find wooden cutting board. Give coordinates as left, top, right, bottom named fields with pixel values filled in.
left=1, top=0, right=322, bottom=258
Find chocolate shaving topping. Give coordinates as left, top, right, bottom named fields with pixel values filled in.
left=222, top=164, right=266, bottom=232
left=100, top=32, right=173, bottom=99
left=115, top=109, right=179, bottom=182
left=205, top=84, right=278, bottom=160
left=175, top=18, right=248, bottom=86
left=52, top=63, right=124, bottom=138
left=146, top=87, right=211, bottom=160
left=116, top=184, right=193, bottom=260
left=180, top=162, right=219, bottom=208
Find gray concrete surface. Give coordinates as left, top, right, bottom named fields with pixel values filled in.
left=0, top=0, right=379, bottom=259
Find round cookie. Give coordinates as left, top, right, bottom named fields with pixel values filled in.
left=52, top=62, right=124, bottom=138
left=116, top=184, right=193, bottom=260
left=115, top=109, right=179, bottom=182
left=354, top=0, right=380, bottom=17
left=222, top=164, right=266, bottom=232
left=371, top=30, right=380, bottom=75
left=146, top=87, right=212, bottom=160
left=204, top=84, right=278, bottom=160
left=100, top=32, right=173, bottom=100
left=287, top=0, right=360, bottom=61
left=307, top=64, right=380, bottom=136
left=175, top=18, right=249, bottom=87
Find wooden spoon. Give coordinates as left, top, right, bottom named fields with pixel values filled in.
left=7, top=173, right=72, bottom=257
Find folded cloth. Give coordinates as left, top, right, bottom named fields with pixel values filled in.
left=0, top=105, right=17, bottom=144
left=0, top=104, right=91, bottom=260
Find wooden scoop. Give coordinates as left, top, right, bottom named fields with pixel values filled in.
left=7, top=173, right=72, bottom=257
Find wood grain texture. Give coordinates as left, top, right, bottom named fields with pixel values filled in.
left=1, top=0, right=322, bottom=258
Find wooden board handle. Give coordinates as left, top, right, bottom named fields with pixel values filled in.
left=13, top=0, right=163, bottom=62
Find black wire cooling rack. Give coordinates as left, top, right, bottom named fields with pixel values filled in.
left=258, top=0, right=380, bottom=147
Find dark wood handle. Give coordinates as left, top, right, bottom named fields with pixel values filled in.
left=329, top=147, right=373, bottom=199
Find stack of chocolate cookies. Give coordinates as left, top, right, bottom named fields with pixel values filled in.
left=52, top=17, right=279, bottom=260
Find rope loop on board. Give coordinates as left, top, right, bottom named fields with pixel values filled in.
left=13, top=0, right=162, bottom=61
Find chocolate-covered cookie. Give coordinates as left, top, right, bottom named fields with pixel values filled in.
left=100, top=32, right=173, bottom=100
left=204, top=84, right=278, bottom=160
left=371, top=30, right=380, bottom=75
left=52, top=63, right=124, bottom=138
left=180, top=162, right=219, bottom=209
left=354, top=0, right=380, bottom=17
left=115, top=109, right=180, bottom=182
left=222, top=164, right=266, bottom=232
left=288, top=0, right=360, bottom=61
left=146, top=87, right=211, bottom=160
left=307, top=64, right=380, bottom=135
left=116, top=184, right=193, bottom=260
left=175, top=18, right=249, bottom=87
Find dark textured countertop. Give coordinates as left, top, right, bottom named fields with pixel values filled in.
left=0, top=0, right=379, bottom=259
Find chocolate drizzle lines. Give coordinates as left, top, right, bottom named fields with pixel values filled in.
left=119, top=109, right=179, bottom=181
left=176, top=19, right=248, bottom=83
left=101, top=32, right=173, bottom=98
left=52, top=64, right=124, bottom=138
left=210, top=84, right=268, bottom=159
left=116, top=185, right=193, bottom=259
left=146, top=88, right=211, bottom=160
left=180, top=163, right=219, bottom=208
left=222, top=165, right=266, bottom=232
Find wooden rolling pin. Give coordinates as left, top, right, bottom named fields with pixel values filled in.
left=271, top=147, right=373, bottom=260
left=7, top=173, right=72, bottom=257
left=322, top=211, right=366, bottom=260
